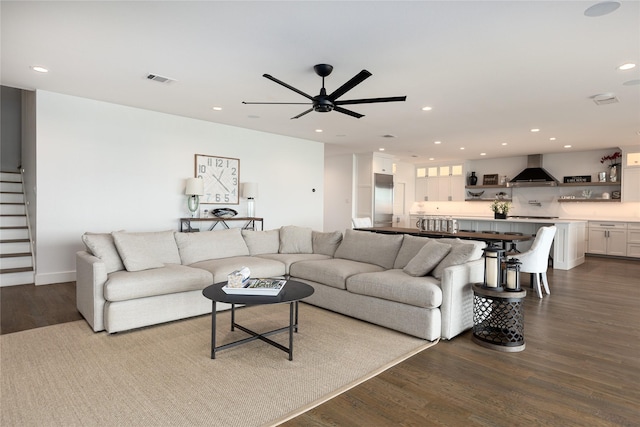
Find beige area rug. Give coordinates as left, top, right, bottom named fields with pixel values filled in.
left=1, top=303, right=437, bottom=427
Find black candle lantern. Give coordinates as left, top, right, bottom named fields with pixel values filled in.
left=483, top=245, right=505, bottom=290
left=505, top=259, right=522, bottom=291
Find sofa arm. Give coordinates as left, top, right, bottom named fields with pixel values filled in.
left=439, top=258, right=484, bottom=339
left=76, top=251, right=108, bottom=332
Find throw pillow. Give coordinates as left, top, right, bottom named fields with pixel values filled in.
left=393, top=235, right=432, bottom=269
left=279, top=225, right=313, bottom=254
left=112, top=231, right=181, bottom=272
left=241, top=229, right=280, bottom=255
left=333, top=229, right=403, bottom=270
left=431, top=242, right=477, bottom=279
left=403, top=240, right=452, bottom=277
left=312, top=231, right=343, bottom=256
left=174, top=229, right=250, bottom=265
left=82, top=232, right=125, bottom=274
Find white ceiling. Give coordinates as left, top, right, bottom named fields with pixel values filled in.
left=2, top=1, right=639, bottom=164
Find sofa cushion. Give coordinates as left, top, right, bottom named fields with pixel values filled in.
left=437, top=238, right=486, bottom=261
left=431, top=242, right=477, bottom=279
left=290, top=258, right=384, bottom=290
left=112, top=231, right=181, bottom=272
left=241, top=229, right=280, bottom=255
left=257, top=253, right=331, bottom=275
left=189, top=256, right=286, bottom=284
left=104, top=264, right=213, bottom=302
left=82, top=232, right=125, bottom=274
left=312, top=230, right=343, bottom=257
left=174, top=229, right=250, bottom=265
left=279, top=225, right=313, bottom=254
left=346, top=269, right=442, bottom=308
left=403, top=240, right=452, bottom=277
left=334, top=229, right=403, bottom=269
left=393, top=235, right=431, bottom=269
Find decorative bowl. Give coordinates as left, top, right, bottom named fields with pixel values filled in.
left=467, top=190, right=484, bottom=198
left=212, top=208, right=238, bottom=218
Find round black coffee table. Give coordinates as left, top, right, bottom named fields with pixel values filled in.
left=202, top=280, right=314, bottom=360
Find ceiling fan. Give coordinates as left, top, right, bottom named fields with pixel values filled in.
left=242, top=64, right=407, bottom=119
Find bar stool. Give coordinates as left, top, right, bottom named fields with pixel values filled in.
left=504, top=231, right=524, bottom=253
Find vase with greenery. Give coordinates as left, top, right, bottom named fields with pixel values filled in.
left=490, top=200, right=512, bottom=219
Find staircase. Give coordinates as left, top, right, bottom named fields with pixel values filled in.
left=0, top=171, right=34, bottom=286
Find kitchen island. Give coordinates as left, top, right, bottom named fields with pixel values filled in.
left=408, top=215, right=587, bottom=270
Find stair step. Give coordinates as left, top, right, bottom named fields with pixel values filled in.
left=0, top=172, right=22, bottom=183
left=0, top=229, right=28, bottom=240
left=0, top=205, right=25, bottom=215
left=0, top=216, right=27, bottom=227
left=0, top=238, right=30, bottom=243
left=0, top=193, right=24, bottom=203
left=0, top=252, right=31, bottom=258
left=0, top=270, right=34, bottom=287
left=0, top=182, right=23, bottom=192
left=0, top=256, right=32, bottom=269
left=0, top=266, right=33, bottom=274
left=0, top=241, right=31, bottom=253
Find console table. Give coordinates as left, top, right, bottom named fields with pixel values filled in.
left=180, top=217, right=263, bottom=232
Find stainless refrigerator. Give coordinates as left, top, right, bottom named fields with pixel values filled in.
left=373, top=173, right=394, bottom=227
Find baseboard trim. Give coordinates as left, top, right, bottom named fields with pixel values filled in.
left=35, top=270, right=75, bottom=285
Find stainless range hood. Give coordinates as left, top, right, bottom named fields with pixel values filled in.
left=508, top=154, right=559, bottom=187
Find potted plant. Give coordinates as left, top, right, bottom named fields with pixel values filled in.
left=490, top=200, right=512, bottom=219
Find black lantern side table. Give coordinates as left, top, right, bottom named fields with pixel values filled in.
left=472, top=283, right=526, bottom=352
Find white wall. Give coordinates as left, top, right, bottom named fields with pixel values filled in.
left=323, top=154, right=354, bottom=233
left=34, top=91, right=324, bottom=285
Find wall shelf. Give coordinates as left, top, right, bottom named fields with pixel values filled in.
left=465, top=198, right=512, bottom=202
left=557, top=198, right=621, bottom=203
left=558, top=182, right=621, bottom=187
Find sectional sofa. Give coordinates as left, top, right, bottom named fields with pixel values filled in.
left=76, top=226, right=486, bottom=341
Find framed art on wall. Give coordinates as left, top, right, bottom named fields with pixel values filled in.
left=195, top=154, right=240, bottom=204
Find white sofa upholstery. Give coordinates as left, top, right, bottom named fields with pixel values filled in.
left=76, top=226, right=485, bottom=340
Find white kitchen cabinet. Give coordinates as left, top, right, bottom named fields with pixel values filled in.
left=588, top=222, right=627, bottom=256
left=627, top=223, right=640, bottom=258
left=417, top=164, right=464, bottom=202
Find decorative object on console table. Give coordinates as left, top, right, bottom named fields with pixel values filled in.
left=468, top=171, right=478, bottom=186
left=185, top=177, right=204, bottom=218
left=212, top=208, right=238, bottom=218
left=243, top=182, right=258, bottom=217
left=195, top=154, right=240, bottom=204
left=482, top=174, right=499, bottom=185
left=483, top=245, right=505, bottom=290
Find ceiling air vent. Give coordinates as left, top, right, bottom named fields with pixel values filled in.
left=592, top=93, right=618, bottom=105
left=146, top=73, right=175, bottom=84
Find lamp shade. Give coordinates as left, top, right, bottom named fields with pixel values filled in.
left=243, top=182, right=258, bottom=199
left=185, top=178, right=204, bottom=196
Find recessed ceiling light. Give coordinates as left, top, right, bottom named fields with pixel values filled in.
left=30, top=66, right=48, bottom=73
left=212, top=107, right=222, bottom=111
left=618, top=63, right=636, bottom=71
left=564, top=145, right=572, bottom=148
left=460, top=147, right=465, bottom=150
left=434, top=141, right=441, bottom=144
left=584, top=1, right=620, bottom=17
left=421, top=106, right=432, bottom=111
left=315, top=129, right=323, bottom=133
left=550, top=137, right=556, bottom=141
left=501, top=142, right=508, bottom=146
left=530, top=128, right=540, bottom=132
left=428, top=157, right=435, bottom=161
left=379, top=148, right=385, bottom=151
left=247, top=115, right=260, bottom=119
left=480, top=153, right=487, bottom=156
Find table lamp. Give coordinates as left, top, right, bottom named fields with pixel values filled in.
left=243, top=182, right=258, bottom=217
left=185, top=177, right=204, bottom=218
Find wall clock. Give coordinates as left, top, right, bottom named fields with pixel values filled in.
left=195, top=154, right=240, bottom=204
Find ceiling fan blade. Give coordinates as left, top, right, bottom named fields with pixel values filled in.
left=334, top=106, right=364, bottom=119
left=242, top=101, right=311, bottom=105
left=335, top=96, right=407, bottom=105
left=263, top=74, right=314, bottom=101
left=327, top=70, right=372, bottom=101
left=291, top=108, right=314, bottom=119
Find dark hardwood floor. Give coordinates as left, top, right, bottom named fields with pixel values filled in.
left=1, top=256, right=639, bottom=426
